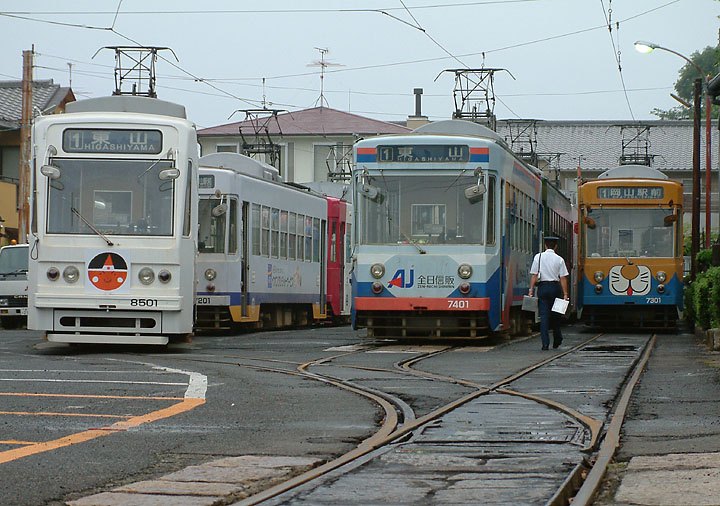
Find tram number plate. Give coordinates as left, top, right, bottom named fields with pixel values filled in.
left=448, top=299, right=470, bottom=309
left=646, top=297, right=662, bottom=304
left=130, top=298, right=158, bottom=307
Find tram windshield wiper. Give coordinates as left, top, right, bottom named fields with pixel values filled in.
left=71, top=207, right=114, bottom=246
left=400, top=230, right=426, bottom=254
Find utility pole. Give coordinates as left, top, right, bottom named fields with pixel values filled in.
left=692, top=78, right=702, bottom=281
left=19, top=48, right=33, bottom=244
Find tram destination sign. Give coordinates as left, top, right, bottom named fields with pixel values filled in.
left=378, top=145, right=469, bottom=163
left=63, top=129, right=163, bottom=154
left=597, top=186, right=664, bottom=199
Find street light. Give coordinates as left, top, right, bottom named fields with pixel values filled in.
left=635, top=40, right=712, bottom=280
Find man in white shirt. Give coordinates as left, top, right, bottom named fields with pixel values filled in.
left=528, top=236, right=570, bottom=350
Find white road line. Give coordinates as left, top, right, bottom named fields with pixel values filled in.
left=0, top=378, right=187, bottom=386
left=108, top=359, right=208, bottom=400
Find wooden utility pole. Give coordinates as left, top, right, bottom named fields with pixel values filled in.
left=19, top=48, right=33, bottom=244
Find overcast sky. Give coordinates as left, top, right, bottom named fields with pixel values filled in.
left=2, top=0, right=719, bottom=129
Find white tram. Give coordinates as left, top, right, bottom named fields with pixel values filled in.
left=28, top=96, right=198, bottom=345
left=195, top=153, right=329, bottom=330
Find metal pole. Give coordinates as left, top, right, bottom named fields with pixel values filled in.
left=691, top=78, right=701, bottom=281
left=706, top=89, right=712, bottom=246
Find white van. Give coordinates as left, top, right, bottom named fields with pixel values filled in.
left=0, top=244, right=28, bottom=329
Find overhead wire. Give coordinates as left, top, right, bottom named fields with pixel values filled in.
left=599, top=0, right=636, bottom=122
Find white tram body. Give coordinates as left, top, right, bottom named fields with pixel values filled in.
left=29, top=96, right=198, bottom=345
left=195, top=153, right=328, bottom=330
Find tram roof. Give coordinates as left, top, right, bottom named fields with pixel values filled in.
left=412, top=119, right=504, bottom=143
left=199, top=152, right=281, bottom=182
left=597, top=165, right=668, bottom=180
left=65, top=96, right=186, bottom=119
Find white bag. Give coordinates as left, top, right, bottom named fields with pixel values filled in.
left=522, top=295, right=538, bottom=312
left=552, top=298, right=569, bottom=314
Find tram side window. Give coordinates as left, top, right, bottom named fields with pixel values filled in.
left=183, top=160, right=193, bottom=237
left=305, top=217, right=313, bottom=262
left=251, top=204, right=261, bottom=256
left=289, top=212, right=297, bottom=260
left=261, top=206, right=270, bottom=256
left=486, top=175, right=496, bottom=246
left=271, top=208, right=280, bottom=258
left=198, top=198, right=226, bottom=253
left=280, top=210, right=288, bottom=259
left=228, top=198, right=238, bottom=254
left=330, top=220, right=337, bottom=263
left=297, top=214, right=305, bottom=261
left=313, top=218, right=320, bottom=262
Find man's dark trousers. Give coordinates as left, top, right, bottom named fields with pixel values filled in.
left=537, top=281, right=563, bottom=348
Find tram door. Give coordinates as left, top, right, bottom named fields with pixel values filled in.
left=320, top=220, right=327, bottom=316
left=241, top=201, right=249, bottom=317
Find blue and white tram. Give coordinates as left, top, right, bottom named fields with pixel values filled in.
left=195, top=153, right=328, bottom=330
left=29, top=96, right=198, bottom=345
left=352, top=119, right=564, bottom=338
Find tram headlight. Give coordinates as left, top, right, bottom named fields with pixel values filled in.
left=47, top=267, right=60, bottom=281
left=593, top=271, right=605, bottom=283
left=205, top=268, right=217, bottom=281
left=370, top=263, right=385, bottom=279
left=657, top=271, right=667, bottom=283
left=62, top=266, right=80, bottom=283
left=594, top=284, right=603, bottom=294
left=459, top=282, right=471, bottom=294
left=158, top=269, right=172, bottom=283
left=657, top=284, right=666, bottom=294
left=458, top=263, right=473, bottom=279
left=371, top=282, right=384, bottom=294
left=138, top=267, right=155, bottom=285
left=0, top=298, right=8, bottom=307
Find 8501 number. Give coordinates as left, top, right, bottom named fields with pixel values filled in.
left=130, top=299, right=158, bottom=307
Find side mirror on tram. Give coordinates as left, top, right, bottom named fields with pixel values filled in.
left=359, top=183, right=379, bottom=200
left=159, top=168, right=180, bottom=180
left=583, top=217, right=596, bottom=229
left=212, top=203, right=228, bottom=217
left=464, top=182, right=486, bottom=203
left=664, top=214, right=678, bottom=225
left=40, top=165, right=61, bottom=180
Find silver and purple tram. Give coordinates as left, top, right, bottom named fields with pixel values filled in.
left=29, top=96, right=198, bottom=345
left=195, top=153, right=329, bottom=330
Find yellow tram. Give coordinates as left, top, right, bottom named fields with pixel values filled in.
left=577, top=165, right=683, bottom=327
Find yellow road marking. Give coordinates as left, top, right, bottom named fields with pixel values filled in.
left=0, top=397, right=205, bottom=464
left=0, top=440, right=38, bottom=445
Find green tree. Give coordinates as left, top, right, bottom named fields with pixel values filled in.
left=651, top=45, right=720, bottom=120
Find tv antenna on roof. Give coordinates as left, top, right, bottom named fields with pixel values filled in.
left=307, top=47, right=344, bottom=108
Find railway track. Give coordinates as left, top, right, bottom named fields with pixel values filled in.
left=153, top=331, right=655, bottom=505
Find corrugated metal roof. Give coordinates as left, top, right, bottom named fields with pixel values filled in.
left=198, top=106, right=412, bottom=137
left=0, top=79, right=74, bottom=129
left=495, top=119, right=718, bottom=172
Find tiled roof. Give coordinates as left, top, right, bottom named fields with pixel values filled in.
left=198, top=106, right=412, bottom=137
left=495, top=119, right=718, bottom=172
left=0, top=79, right=74, bottom=129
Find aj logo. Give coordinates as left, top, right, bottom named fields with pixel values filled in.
left=388, top=269, right=414, bottom=288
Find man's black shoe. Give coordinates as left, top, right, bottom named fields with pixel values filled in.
left=553, top=341, right=562, bottom=349
left=541, top=345, right=549, bottom=350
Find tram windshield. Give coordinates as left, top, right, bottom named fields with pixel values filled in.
left=45, top=158, right=175, bottom=236
left=584, top=207, right=677, bottom=258
left=357, top=174, right=487, bottom=245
